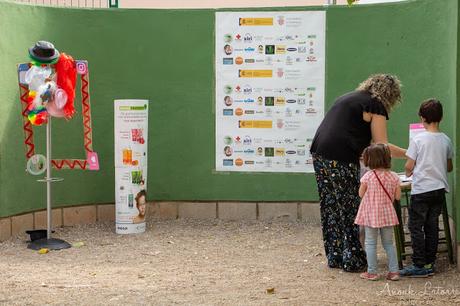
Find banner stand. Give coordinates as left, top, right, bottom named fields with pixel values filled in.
left=28, top=118, right=71, bottom=250
left=114, top=99, right=149, bottom=235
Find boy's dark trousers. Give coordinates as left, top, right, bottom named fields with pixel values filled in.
left=409, top=188, right=445, bottom=267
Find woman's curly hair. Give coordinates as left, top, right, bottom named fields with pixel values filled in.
left=357, top=74, right=402, bottom=112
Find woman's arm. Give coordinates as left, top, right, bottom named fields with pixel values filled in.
left=369, top=113, right=407, bottom=158
left=387, top=143, right=407, bottom=159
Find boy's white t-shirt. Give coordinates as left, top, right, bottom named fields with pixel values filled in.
left=406, top=131, right=453, bottom=195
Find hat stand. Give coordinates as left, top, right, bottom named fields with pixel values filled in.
left=28, top=118, right=71, bottom=250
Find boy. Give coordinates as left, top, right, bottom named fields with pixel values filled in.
left=400, top=99, right=453, bottom=277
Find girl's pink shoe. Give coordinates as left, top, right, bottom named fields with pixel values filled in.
left=360, top=272, right=379, bottom=281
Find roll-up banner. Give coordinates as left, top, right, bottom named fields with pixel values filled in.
left=114, top=99, right=148, bottom=234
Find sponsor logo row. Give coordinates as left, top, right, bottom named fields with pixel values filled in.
left=223, top=135, right=313, bottom=146
left=223, top=146, right=307, bottom=157
left=223, top=55, right=317, bottom=65
left=223, top=107, right=318, bottom=116
left=224, top=96, right=316, bottom=106
left=222, top=158, right=313, bottom=167
left=223, top=44, right=314, bottom=56
left=227, top=96, right=304, bottom=105
left=223, top=85, right=317, bottom=95
left=223, top=33, right=317, bottom=44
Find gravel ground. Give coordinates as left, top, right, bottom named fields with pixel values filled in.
left=0, top=219, right=459, bottom=305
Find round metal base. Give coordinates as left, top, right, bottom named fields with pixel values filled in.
left=27, top=238, right=72, bottom=250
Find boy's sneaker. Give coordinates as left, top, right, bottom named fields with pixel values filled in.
left=360, top=272, right=379, bottom=281
left=424, top=263, right=435, bottom=276
left=386, top=272, right=400, bottom=281
left=399, top=265, right=430, bottom=278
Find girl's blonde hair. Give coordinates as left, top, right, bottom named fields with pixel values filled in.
left=357, top=74, right=402, bottom=112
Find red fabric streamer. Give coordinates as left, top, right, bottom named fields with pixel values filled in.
left=52, top=159, right=88, bottom=170
left=55, top=53, right=77, bottom=118
left=19, top=83, right=36, bottom=159
left=81, top=73, right=93, bottom=152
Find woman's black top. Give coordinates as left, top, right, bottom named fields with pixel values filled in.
left=310, top=91, right=388, bottom=164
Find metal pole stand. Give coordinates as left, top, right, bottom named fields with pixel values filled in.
left=28, top=118, right=71, bottom=251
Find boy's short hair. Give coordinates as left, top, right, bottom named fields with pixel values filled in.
left=362, top=143, right=391, bottom=170
left=418, top=99, right=443, bottom=124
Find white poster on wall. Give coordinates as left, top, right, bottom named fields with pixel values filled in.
left=114, top=99, right=148, bottom=234
left=215, top=11, right=326, bottom=173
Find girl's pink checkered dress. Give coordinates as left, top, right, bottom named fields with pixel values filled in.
left=355, top=170, right=400, bottom=228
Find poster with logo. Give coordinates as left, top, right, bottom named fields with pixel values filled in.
left=215, top=11, right=326, bottom=173
left=114, top=99, right=148, bottom=234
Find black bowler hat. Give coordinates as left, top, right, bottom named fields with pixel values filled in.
left=28, top=41, right=60, bottom=64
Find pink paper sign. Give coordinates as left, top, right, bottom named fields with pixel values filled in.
left=86, top=151, right=100, bottom=170
left=409, top=123, right=425, bottom=140
left=409, top=123, right=424, bottom=130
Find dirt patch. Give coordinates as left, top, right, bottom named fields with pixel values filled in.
left=0, top=219, right=459, bottom=305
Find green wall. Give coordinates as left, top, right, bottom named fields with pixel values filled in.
left=457, top=1, right=460, bottom=240
left=0, top=0, right=458, bottom=218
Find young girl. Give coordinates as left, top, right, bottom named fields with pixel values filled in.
left=355, top=143, right=401, bottom=281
